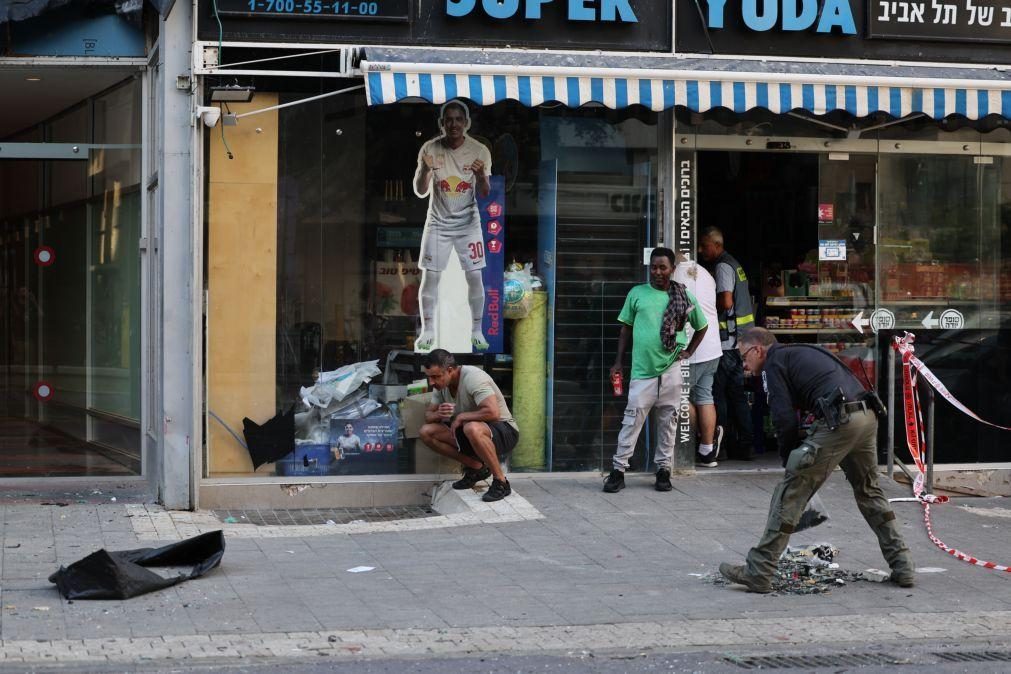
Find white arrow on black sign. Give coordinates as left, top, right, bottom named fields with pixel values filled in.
left=921, top=311, right=939, bottom=329
left=851, top=311, right=870, bottom=334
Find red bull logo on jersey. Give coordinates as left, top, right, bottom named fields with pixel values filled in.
left=439, top=176, right=473, bottom=197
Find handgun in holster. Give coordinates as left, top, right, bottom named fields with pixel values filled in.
left=814, top=388, right=848, bottom=431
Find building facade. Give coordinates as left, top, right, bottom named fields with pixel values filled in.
left=4, top=1, right=1009, bottom=509
left=187, top=0, right=1011, bottom=509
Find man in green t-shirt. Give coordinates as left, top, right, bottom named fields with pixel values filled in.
left=604, top=247, right=709, bottom=493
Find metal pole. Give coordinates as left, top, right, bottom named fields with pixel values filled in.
left=925, top=382, right=935, bottom=496
left=887, top=345, right=895, bottom=479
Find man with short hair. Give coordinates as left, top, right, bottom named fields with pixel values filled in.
left=604, top=247, right=709, bottom=493
left=699, top=226, right=755, bottom=461
left=673, top=255, right=724, bottom=467
left=419, top=349, right=518, bottom=502
left=719, top=327, right=915, bottom=593
left=413, top=100, right=492, bottom=352
left=334, top=423, right=361, bottom=459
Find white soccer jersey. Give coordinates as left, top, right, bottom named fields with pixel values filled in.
left=416, top=136, right=492, bottom=231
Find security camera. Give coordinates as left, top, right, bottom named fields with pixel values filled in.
left=195, top=106, right=222, bottom=128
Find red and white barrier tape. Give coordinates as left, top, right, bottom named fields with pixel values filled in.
left=893, top=332, right=1011, bottom=573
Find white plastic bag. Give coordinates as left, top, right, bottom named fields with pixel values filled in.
left=300, top=360, right=382, bottom=409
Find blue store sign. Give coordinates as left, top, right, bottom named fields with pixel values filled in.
left=446, top=0, right=638, bottom=22
left=705, top=0, right=855, bottom=34
left=676, top=0, right=1011, bottom=65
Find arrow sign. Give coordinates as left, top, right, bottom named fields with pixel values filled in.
left=852, top=311, right=870, bottom=334
left=853, top=232, right=861, bottom=241
left=921, top=311, right=939, bottom=329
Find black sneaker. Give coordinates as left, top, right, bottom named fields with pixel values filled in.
left=655, top=467, right=673, bottom=491
left=452, top=465, right=491, bottom=490
left=713, top=425, right=724, bottom=457
left=482, top=478, right=511, bottom=502
left=695, top=451, right=718, bottom=468
left=603, top=469, right=625, bottom=493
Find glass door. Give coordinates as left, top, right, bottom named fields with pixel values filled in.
left=0, top=79, right=142, bottom=477
left=877, top=147, right=1005, bottom=464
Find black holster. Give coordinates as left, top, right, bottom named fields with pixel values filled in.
left=814, top=388, right=848, bottom=431
left=859, top=390, right=887, bottom=418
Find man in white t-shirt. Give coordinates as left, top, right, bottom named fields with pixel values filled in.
left=674, top=256, right=724, bottom=467
left=413, top=100, right=492, bottom=352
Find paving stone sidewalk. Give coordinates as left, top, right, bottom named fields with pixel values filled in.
left=0, top=470, right=1009, bottom=667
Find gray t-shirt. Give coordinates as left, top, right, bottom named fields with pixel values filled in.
left=433, top=366, right=518, bottom=431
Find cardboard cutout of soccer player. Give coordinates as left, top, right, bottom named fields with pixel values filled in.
left=413, top=100, right=492, bottom=352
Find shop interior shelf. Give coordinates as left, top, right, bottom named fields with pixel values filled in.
left=766, top=297, right=868, bottom=307
left=883, top=299, right=991, bottom=306
left=768, top=328, right=868, bottom=335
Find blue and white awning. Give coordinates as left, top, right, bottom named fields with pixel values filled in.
left=360, top=53, right=1011, bottom=120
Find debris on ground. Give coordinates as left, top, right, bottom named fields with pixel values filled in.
left=704, top=543, right=871, bottom=595
left=861, top=569, right=890, bottom=583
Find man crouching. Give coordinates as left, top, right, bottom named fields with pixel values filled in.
left=419, top=349, right=519, bottom=502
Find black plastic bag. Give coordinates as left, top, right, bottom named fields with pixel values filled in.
left=49, top=530, right=225, bottom=600
left=796, top=494, right=830, bottom=533
left=243, top=406, right=296, bottom=469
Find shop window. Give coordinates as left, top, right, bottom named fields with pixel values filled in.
left=206, top=88, right=660, bottom=477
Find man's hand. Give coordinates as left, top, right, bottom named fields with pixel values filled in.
left=422, top=153, right=438, bottom=169
left=609, top=363, right=622, bottom=380
left=437, top=403, right=455, bottom=420
left=450, top=416, right=463, bottom=436
left=470, top=158, right=485, bottom=176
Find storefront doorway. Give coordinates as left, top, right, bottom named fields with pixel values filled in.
left=683, top=126, right=1011, bottom=466
left=0, top=71, right=143, bottom=477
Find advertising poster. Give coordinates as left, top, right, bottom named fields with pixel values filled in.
left=373, top=261, right=422, bottom=317
left=412, top=100, right=503, bottom=354
left=329, top=416, right=399, bottom=475
left=477, top=176, right=506, bottom=354
left=819, top=239, right=847, bottom=261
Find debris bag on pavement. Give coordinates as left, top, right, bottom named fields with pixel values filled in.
left=49, top=530, right=225, bottom=600
left=795, top=493, right=830, bottom=532
left=783, top=543, right=839, bottom=566
left=243, top=406, right=296, bottom=469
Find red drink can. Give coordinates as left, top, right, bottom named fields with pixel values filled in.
left=611, top=371, right=623, bottom=397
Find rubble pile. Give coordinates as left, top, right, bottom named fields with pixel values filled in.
left=707, top=544, right=872, bottom=595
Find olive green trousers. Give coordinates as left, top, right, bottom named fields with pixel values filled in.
left=745, top=408, right=914, bottom=581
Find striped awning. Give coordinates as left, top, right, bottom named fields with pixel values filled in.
left=361, top=59, right=1011, bottom=121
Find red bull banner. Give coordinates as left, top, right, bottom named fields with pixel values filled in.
left=478, top=176, right=505, bottom=354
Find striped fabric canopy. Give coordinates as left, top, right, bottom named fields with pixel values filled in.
left=364, top=69, right=1011, bottom=120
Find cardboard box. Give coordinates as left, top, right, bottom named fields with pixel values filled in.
left=368, top=384, right=408, bottom=403
left=412, top=437, right=460, bottom=475
left=400, top=392, right=435, bottom=439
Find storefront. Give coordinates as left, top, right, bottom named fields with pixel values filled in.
left=667, top=2, right=1011, bottom=467
left=195, top=0, right=1011, bottom=507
